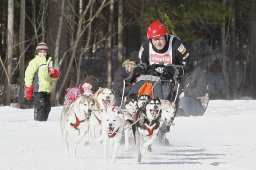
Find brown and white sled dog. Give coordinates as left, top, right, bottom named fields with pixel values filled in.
left=134, top=95, right=162, bottom=163
left=102, top=106, right=125, bottom=162
left=89, top=87, right=115, bottom=144
left=60, top=94, right=95, bottom=158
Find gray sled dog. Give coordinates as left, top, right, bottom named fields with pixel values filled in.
left=134, top=95, right=162, bottom=163
left=60, top=94, right=95, bottom=158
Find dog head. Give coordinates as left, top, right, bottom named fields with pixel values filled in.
left=160, top=100, right=175, bottom=126
left=103, top=106, right=124, bottom=137
left=75, top=94, right=95, bottom=120
left=145, top=98, right=161, bottom=120
left=137, top=95, right=151, bottom=109
left=124, top=94, right=138, bottom=115
left=94, top=87, right=115, bottom=110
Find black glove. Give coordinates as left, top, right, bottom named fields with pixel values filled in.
left=161, top=65, right=176, bottom=80
left=177, top=67, right=184, bottom=77
left=125, top=64, right=147, bottom=84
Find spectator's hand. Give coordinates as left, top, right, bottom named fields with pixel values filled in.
left=48, top=67, right=59, bottom=78
left=25, top=86, right=33, bottom=101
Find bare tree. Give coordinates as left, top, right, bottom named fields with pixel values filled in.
left=107, top=0, right=114, bottom=88
left=55, top=0, right=109, bottom=102
left=19, top=0, right=26, bottom=108
left=50, top=0, right=65, bottom=105
left=4, top=0, right=14, bottom=106
left=117, top=0, right=124, bottom=64
left=220, top=0, right=229, bottom=99
left=248, top=1, right=256, bottom=96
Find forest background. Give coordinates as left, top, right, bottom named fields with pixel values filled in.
left=0, top=0, right=256, bottom=107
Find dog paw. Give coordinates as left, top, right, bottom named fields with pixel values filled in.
left=147, top=145, right=152, bottom=152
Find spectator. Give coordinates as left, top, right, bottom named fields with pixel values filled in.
left=113, top=51, right=140, bottom=106
left=177, top=60, right=208, bottom=116
left=64, top=75, right=98, bottom=105
left=24, top=42, right=59, bottom=121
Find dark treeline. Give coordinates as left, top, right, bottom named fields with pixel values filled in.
left=0, top=0, right=256, bottom=107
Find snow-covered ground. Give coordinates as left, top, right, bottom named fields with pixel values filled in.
left=0, top=100, right=256, bottom=170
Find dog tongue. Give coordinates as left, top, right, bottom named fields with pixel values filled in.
left=108, top=130, right=116, bottom=138
left=103, top=99, right=110, bottom=107
left=151, top=110, right=159, bottom=117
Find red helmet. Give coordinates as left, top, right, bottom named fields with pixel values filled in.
left=146, top=20, right=168, bottom=39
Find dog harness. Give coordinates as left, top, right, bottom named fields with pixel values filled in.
left=70, top=114, right=86, bottom=130
left=144, top=123, right=157, bottom=136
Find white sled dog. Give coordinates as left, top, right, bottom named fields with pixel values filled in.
left=160, top=100, right=175, bottom=126
left=89, top=87, right=115, bottom=144
left=60, top=94, right=95, bottom=158
left=102, top=106, right=125, bottom=162
left=134, top=95, right=162, bottom=163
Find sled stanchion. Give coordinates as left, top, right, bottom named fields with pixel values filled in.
left=173, top=82, right=180, bottom=104
left=120, top=80, right=126, bottom=108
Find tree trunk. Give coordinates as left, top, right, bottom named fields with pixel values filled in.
left=107, top=0, right=114, bottom=88
left=248, top=2, right=256, bottom=97
left=117, top=0, right=124, bottom=64
left=220, top=0, right=228, bottom=99
left=76, top=0, right=84, bottom=85
left=4, top=0, right=14, bottom=105
left=32, top=0, right=38, bottom=43
left=19, top=0, right=26, bottom=108
left=51, top=0, right=65, bottom=105
left=229, top=0, right=236, bottom=98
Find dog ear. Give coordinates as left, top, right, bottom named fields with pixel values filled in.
left=146, top=96, right=152, bottom=104
left=156, top=97, right=161, bottom=104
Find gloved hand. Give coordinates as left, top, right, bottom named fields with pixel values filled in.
left=161, top=65, right=176, bottom=80
left=25, top=86, right=33, bottom=101
left=48, top=67, right=59, bottom=78
left=177, top=67, right=185, bottom=77
left=125, top=64, right=146, bottom=84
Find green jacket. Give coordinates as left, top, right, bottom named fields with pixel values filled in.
left=24, top=55, right=54, bottom=93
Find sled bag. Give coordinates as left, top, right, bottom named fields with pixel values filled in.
left=129, top=75, right=164, bottom=99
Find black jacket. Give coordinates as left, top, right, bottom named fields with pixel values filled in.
left=181, top=67, right=207, bottom=98
left=113, top=67, right=131, bottom=106
left=139, top=35, right=190, bottom=66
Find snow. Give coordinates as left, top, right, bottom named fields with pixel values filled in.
left=0, top=100, right=256, bottom=170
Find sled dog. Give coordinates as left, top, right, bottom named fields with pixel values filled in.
left=160, top=100, right=175, bottom=126
left=60, top=94, right=95, bottom=158
left=134, top=96, right=162, bottom=163
left=102, top=106, right=125, bottom=162
left=94, top=87, right=115, bottom=111
left=89, top=87, right=115, bottom=143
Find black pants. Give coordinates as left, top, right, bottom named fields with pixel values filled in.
left=33, top=92, right=51, bottom=121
